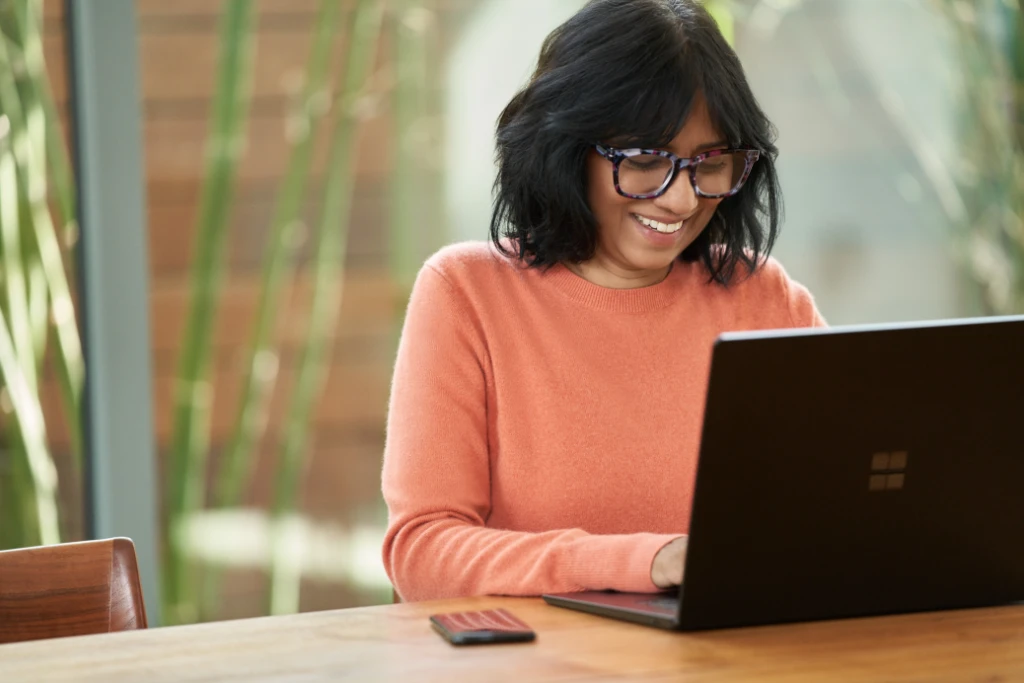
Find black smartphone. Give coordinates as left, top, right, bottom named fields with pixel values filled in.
left=429, top=608, right=536, bottom=646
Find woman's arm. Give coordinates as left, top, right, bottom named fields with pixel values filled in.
left=381, top=263, right=679, bottom=601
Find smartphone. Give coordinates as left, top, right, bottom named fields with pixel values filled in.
left=429, top=608, right=536, bottom=645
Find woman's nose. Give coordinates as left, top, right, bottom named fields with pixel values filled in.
left=653, top=169, right=699, bottom=217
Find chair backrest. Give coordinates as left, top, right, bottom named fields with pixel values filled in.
left=0, top=537, right=148, bottom=644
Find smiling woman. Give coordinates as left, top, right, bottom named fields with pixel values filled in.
left=489, top=0, right=781, bottom=288
left=381, top=0, right=826, bottom=602
left=580, top=97, right=762, bottom=287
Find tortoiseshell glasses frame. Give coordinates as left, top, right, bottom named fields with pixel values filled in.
left=593, top=144, right=761, bottom=200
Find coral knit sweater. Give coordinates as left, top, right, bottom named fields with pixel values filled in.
left=382, top=241, right=826, bottom=601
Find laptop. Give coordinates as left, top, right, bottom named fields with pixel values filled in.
left=543, top=315, right=1024, bottom=631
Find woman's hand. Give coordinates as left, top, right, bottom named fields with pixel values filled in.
left=651, top=536, right=688, bottom=588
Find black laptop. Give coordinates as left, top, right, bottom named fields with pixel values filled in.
left=543, top=315, right=1024, bottom=631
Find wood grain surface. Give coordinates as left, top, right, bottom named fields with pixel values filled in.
left=0, top=539, right=147, bottom=645
left=0, top=596, right=1021, bottom=681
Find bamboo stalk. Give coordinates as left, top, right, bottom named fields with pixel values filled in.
left=2, top=0, right=84, bottom=469
left=0, top=447, right=38, bottom=549
left=0, top=34, right=39, bottom=403
left=389, top=0, right=431, bottom=294
left=164, top=0, right=257, bottom=626
left=938, top=0, right=1023, bottom=314
left=0, top=5, right=66, bottom=548
left=8, top=0, right=76, bottom=253
left=0, top=122, right=59, bottom=546
left=12, top=0, right=78, bottom=250
left=2, top=438, right=42, bottom=548
left=213, top=0, right=343, bottom=519
left=16, top=3, right=54, bottom=423
left=200, top=0, right=344, bottom=622
left=0, top=112, right=29, bottom=548
left=266, top=0, right=384, bottom=617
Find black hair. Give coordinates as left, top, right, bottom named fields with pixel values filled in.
left=489, top=0, right=781, bottom=284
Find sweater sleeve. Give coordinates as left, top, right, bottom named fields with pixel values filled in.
left=381, top=262, right=678, bottom=601
left=785, top=275, right=828, bottom=328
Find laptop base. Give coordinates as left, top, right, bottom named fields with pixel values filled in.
left=542, top=591, right=680, bottom=630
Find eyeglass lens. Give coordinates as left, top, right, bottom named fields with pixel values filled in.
left=618, top=151, right=747, bottom=197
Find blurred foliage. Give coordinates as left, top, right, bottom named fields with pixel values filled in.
left=938, top=0, right=1024, bottom=313
left=703, top=0, right=736, bottom=44
left=165, top=0, right=257, bottom=626
left=0, top=0, right=433, bottom=626
left=168, top=0, right=412, bottom=625
left=0, top=0, right=84, bottom=551
left=266, top=0, right=384, bottom=618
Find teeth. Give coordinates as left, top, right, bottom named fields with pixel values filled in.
left=634, top=214, right=683, bottom=234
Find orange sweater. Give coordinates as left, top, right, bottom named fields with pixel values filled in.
left=382, top=242, right=826, bottom=601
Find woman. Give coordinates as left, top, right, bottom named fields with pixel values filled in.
left=381, top=0, right=826, bottom=601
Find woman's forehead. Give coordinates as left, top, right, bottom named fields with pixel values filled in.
left=608, top=92, right=727, bottom=154
left=664, top=103, right=727, bottom=155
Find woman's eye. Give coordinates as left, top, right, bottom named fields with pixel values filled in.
left=697, top=161, right=727, bottom=173
left=622, top=155, right=671, bottom=172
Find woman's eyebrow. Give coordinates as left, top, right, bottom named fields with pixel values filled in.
left=691, top=140, right=729, bottom=153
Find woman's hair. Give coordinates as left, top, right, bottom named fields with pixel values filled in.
left=489, top=0, right=781, bottom=284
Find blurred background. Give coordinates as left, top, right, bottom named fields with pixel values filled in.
left=0, top=0, right=1020, bottom=626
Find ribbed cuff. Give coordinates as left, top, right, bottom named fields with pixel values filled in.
left=562, top=533, right=684, bottom=593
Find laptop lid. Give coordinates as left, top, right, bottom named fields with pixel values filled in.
left=676, top=315, right=1024, bottom=630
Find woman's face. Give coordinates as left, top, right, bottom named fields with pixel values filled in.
left=580, top=97, right=727, bottom=289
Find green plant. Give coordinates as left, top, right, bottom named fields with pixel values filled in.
left=0, top=0, right=431, bottom=625
left=0, top=0, right=84, bottom=550
left=210, top=0, right=345, bottom=539
left=938, top=0, right=1024, bottom=314
left=267, top=0, right=384, bottom=617
left=170, top=0, right=392, bottom=624
left=197, top=0, right=346, bottom=623
left=389, top=0, right=433, bottom=292
left=703, top=0, right=735, bottom=45
left=164, top=0, right=257, bottom=627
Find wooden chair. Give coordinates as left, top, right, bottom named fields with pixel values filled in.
left=0, top=537, right=148, bottom=644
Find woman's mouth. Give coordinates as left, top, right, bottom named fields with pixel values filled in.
left=632, top=213, right=684, bottom=234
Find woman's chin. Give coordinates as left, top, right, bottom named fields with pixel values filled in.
left=621, top=248, right=681, bottom=277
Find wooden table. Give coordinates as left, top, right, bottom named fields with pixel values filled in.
left=1, top=597, right=1023, bottom=681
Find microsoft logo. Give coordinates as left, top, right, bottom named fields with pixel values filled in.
left=869, top=451, right=908, bottom=491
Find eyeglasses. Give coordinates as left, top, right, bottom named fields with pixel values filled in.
left=594, top=144, right=760, bottom=200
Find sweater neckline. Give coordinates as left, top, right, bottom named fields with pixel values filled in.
left=537, top=260, right=691, bottom=313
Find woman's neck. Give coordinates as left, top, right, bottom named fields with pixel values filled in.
left=565, top=259, right=673, bottom=289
